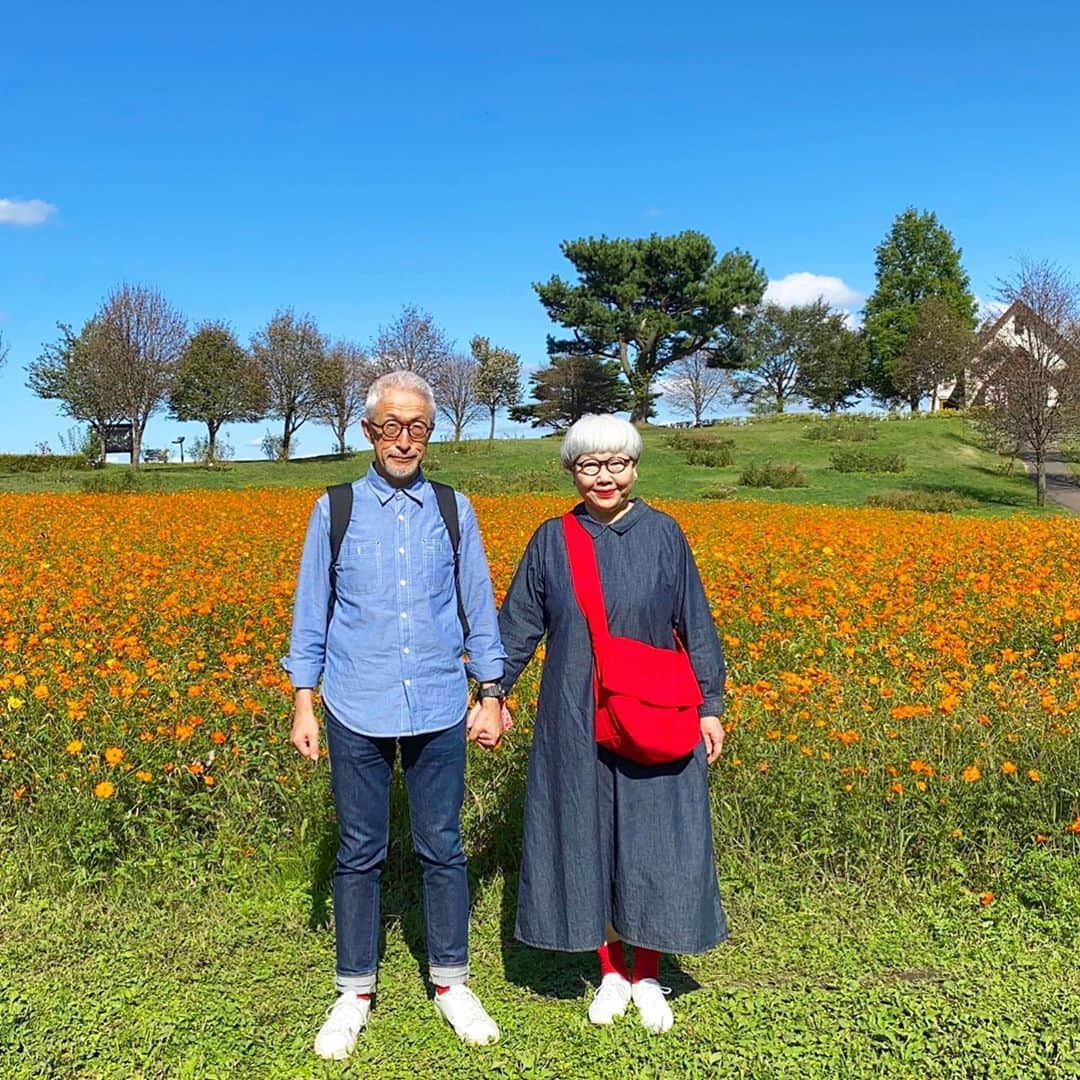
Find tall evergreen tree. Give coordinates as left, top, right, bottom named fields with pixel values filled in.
left=509, top=354, right=632, bottom=431
left=863, top=208, right=977, bottom=409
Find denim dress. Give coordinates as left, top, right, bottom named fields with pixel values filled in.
left=498, top=500, right=728, bottom=955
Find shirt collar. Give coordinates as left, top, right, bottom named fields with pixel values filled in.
left=364, top=464, right=427, bottom=507
left=573, top=498, right=645, bottom=535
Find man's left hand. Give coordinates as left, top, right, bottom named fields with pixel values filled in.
left=467, top=698, right=504, bottom=751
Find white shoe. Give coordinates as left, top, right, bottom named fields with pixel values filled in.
left=314, top=992, right=371, bottom=1060
left=434, top=985, right=500, bottom=1045
left=631, top=979, right=673, bottom=1033
left=588, top=973, right=632, bottom=1025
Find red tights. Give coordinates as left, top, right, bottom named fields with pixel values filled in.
left=597, top=941, right=660, bottom=982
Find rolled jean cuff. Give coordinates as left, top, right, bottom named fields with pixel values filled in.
left=336, top=971, right=377, bottom=995
left=430, top=962, right=469, bottom=987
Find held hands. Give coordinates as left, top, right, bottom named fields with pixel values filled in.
left=467, top=698, right=512, bottom=751
left=700, top=715, right=725, bottom=765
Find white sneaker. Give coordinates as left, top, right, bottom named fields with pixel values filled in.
left=314, top=992, right=371, bottom=1060
left=588, top=973, right=632, bottom=1025
left=434, top=985, right=500, bottom=1045
left=631, top=979, right=673, bottom=1033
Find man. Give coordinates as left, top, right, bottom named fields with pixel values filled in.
left=283, top=371, right=506, bottom=1061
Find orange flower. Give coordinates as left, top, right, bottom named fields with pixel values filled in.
left=979, top=891, right=994, bottom=907
left=210, top=730, right=227, bottom=745
left=1000, top=761, right=1017, bottom=775
left=135, top=770, right=153, bottom=782
left=93, top=780, right=116, bottom=799
left=1027, top=769, right=1041, bottom=783
left=104, top=746, right=124, bottom=766
left=961, top=765, right=981, bottom=784
left=66, top=739, right=84, bottom=754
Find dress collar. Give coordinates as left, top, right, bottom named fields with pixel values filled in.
left=572, top=498, right=645, bottom=535
left=364, top=464, right=427, bottom=507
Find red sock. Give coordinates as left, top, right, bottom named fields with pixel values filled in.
left=434, top=985, right=451, bottom=996
left=632, top=947, right=661, bottom=983
left=597, top=940, right=628, bottom=979
left=354, top=993, right=371, bottom=1001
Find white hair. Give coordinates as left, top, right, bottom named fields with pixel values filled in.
left=364, top=370, right=436, bottom=420
left=560, top=414, right=643, bottom=470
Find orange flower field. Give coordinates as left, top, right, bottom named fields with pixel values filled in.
left=2, top=490, right=1079, bottom=879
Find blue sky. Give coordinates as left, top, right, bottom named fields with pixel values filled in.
left=3, top=0, right=1079, bottom=455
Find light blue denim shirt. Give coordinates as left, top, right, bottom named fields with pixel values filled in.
left=282, top=466, right=506, bottom=737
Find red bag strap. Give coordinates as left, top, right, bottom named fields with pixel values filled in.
left=561, top=512, right=611, bottom=643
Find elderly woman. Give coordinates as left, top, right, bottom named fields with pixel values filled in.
left=497, top=413, right=727, bottom=1033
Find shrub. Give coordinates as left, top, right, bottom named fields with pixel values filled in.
left=701, top=484, right=738, bottom=500
left=803, top=418, right=879, bottom=442
left=739, top=462, right=808, bottom=488
left=830, top=449, right=906, bottom=473
left=865, top=490, right=978, bottom=513
left=78, top=469, right=143, bottom=494
left=0, top=453, right=89, bottom=474
left=684, top=442, right=735, bottom=468
left=460, top=469, right=564, bottom=495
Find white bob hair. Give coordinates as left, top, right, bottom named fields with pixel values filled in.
left=364, top=370, right=436, bottom=421
left=560, top=414, right=643, bottom=470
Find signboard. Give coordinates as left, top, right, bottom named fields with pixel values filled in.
left=103, top=423, right=133, bottom=454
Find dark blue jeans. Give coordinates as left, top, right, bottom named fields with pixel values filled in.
left=326, top=712, right=470, bottom=994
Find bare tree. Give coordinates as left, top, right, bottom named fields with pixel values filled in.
left=472, top=335, right=521, bottom=441
left=99, top=284, right=188, bottom=466
left=372, top=305, right=453, bottom=382
left=663, top=350, right=731, bottom=426
left=0, top=329, right=8, bottom=370
left=434, top=352, right=484, bottom=441
left=892, top=297, right=974, bottom=410
left=972, top=260, right=1080, bottom=506
left=251, top=309, right=327, bottom=460
left=314, top=340, right=372, bottom=455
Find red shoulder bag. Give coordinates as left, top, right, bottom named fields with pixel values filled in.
left=562, top=512, right=703, bottom=765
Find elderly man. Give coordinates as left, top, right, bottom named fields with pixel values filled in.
left=283, top=371, right=506, bottom=1060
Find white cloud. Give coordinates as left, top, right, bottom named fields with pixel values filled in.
left=975, top=295, right=1007, bottom=323
left=764, top=272, right=862, bottom=311
left=0, top=198, right=57, bottom=226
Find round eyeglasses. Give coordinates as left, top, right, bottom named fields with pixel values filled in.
left=574, top=456, right=634, bottom=476
left=368, top=418, right=434, bottom=442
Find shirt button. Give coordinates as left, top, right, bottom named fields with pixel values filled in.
left=404, top=679, right=411, bottom=687
left=403, top=647, right=410, bottom=654
left=398, top=547, right=405, bottom=555
left=400, top=612, right=408, bottom=620
left=400, top=579, right=407, bottom=587
left=397, top=514, right=404, bottom=522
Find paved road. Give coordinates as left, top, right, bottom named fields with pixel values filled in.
left=1020, top=449, right=1080, bottom=513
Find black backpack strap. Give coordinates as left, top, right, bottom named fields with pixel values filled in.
left=326, top=482, right=354, bottom=623
left=430, top=481, right=470, bottom=641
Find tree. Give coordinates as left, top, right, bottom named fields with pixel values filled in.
left=509, top=354, right=632, bottom=431
left=471, top=336, right=521, bottom=441
left=99, top=284, right=188, bottom=466
left=26, top=319, right=125, bottom=462
left=0, top=329, right=8, bottom=371
left=662, top=351, right=731, bottom=426
left=891, top=297, right=974, bottom=411
left=798, top=314, right=869, bottom=414
left=313, top=340, right=371, bottom=455
left=251, top=309, right=326, bottom=460
left=734, top=303, right=816, bottom=413
left=372, top=305, right=453, bottom=382
left=972, top=260, right=1080, bottom=507
left=863, top=208, right=977, bottom=409
left=434, top=352, right=484, bottom=441
left=169, top=322, right=268, bottom=461
left=535, top=231, right=766, bottom=422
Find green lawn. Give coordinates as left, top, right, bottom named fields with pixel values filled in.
left=0, top=413, right=1050, bottom=516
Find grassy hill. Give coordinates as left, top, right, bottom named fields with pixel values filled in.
left=0, top=412, right=1047, bottom=514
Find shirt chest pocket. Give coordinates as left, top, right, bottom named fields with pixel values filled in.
left=422, top=536, right=455, bottom=592
left=337, top=540, right=382, bottom=596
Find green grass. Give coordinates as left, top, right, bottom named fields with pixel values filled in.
left=0, top=413, right=1049, bottom=515
left=4, top=846, right=1080, bottom=1078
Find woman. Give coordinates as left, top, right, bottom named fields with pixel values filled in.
left=497, top=414, right=727, bottom=1033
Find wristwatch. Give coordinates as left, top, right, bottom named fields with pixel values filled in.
left=477, top=682, right=506, bottom=701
